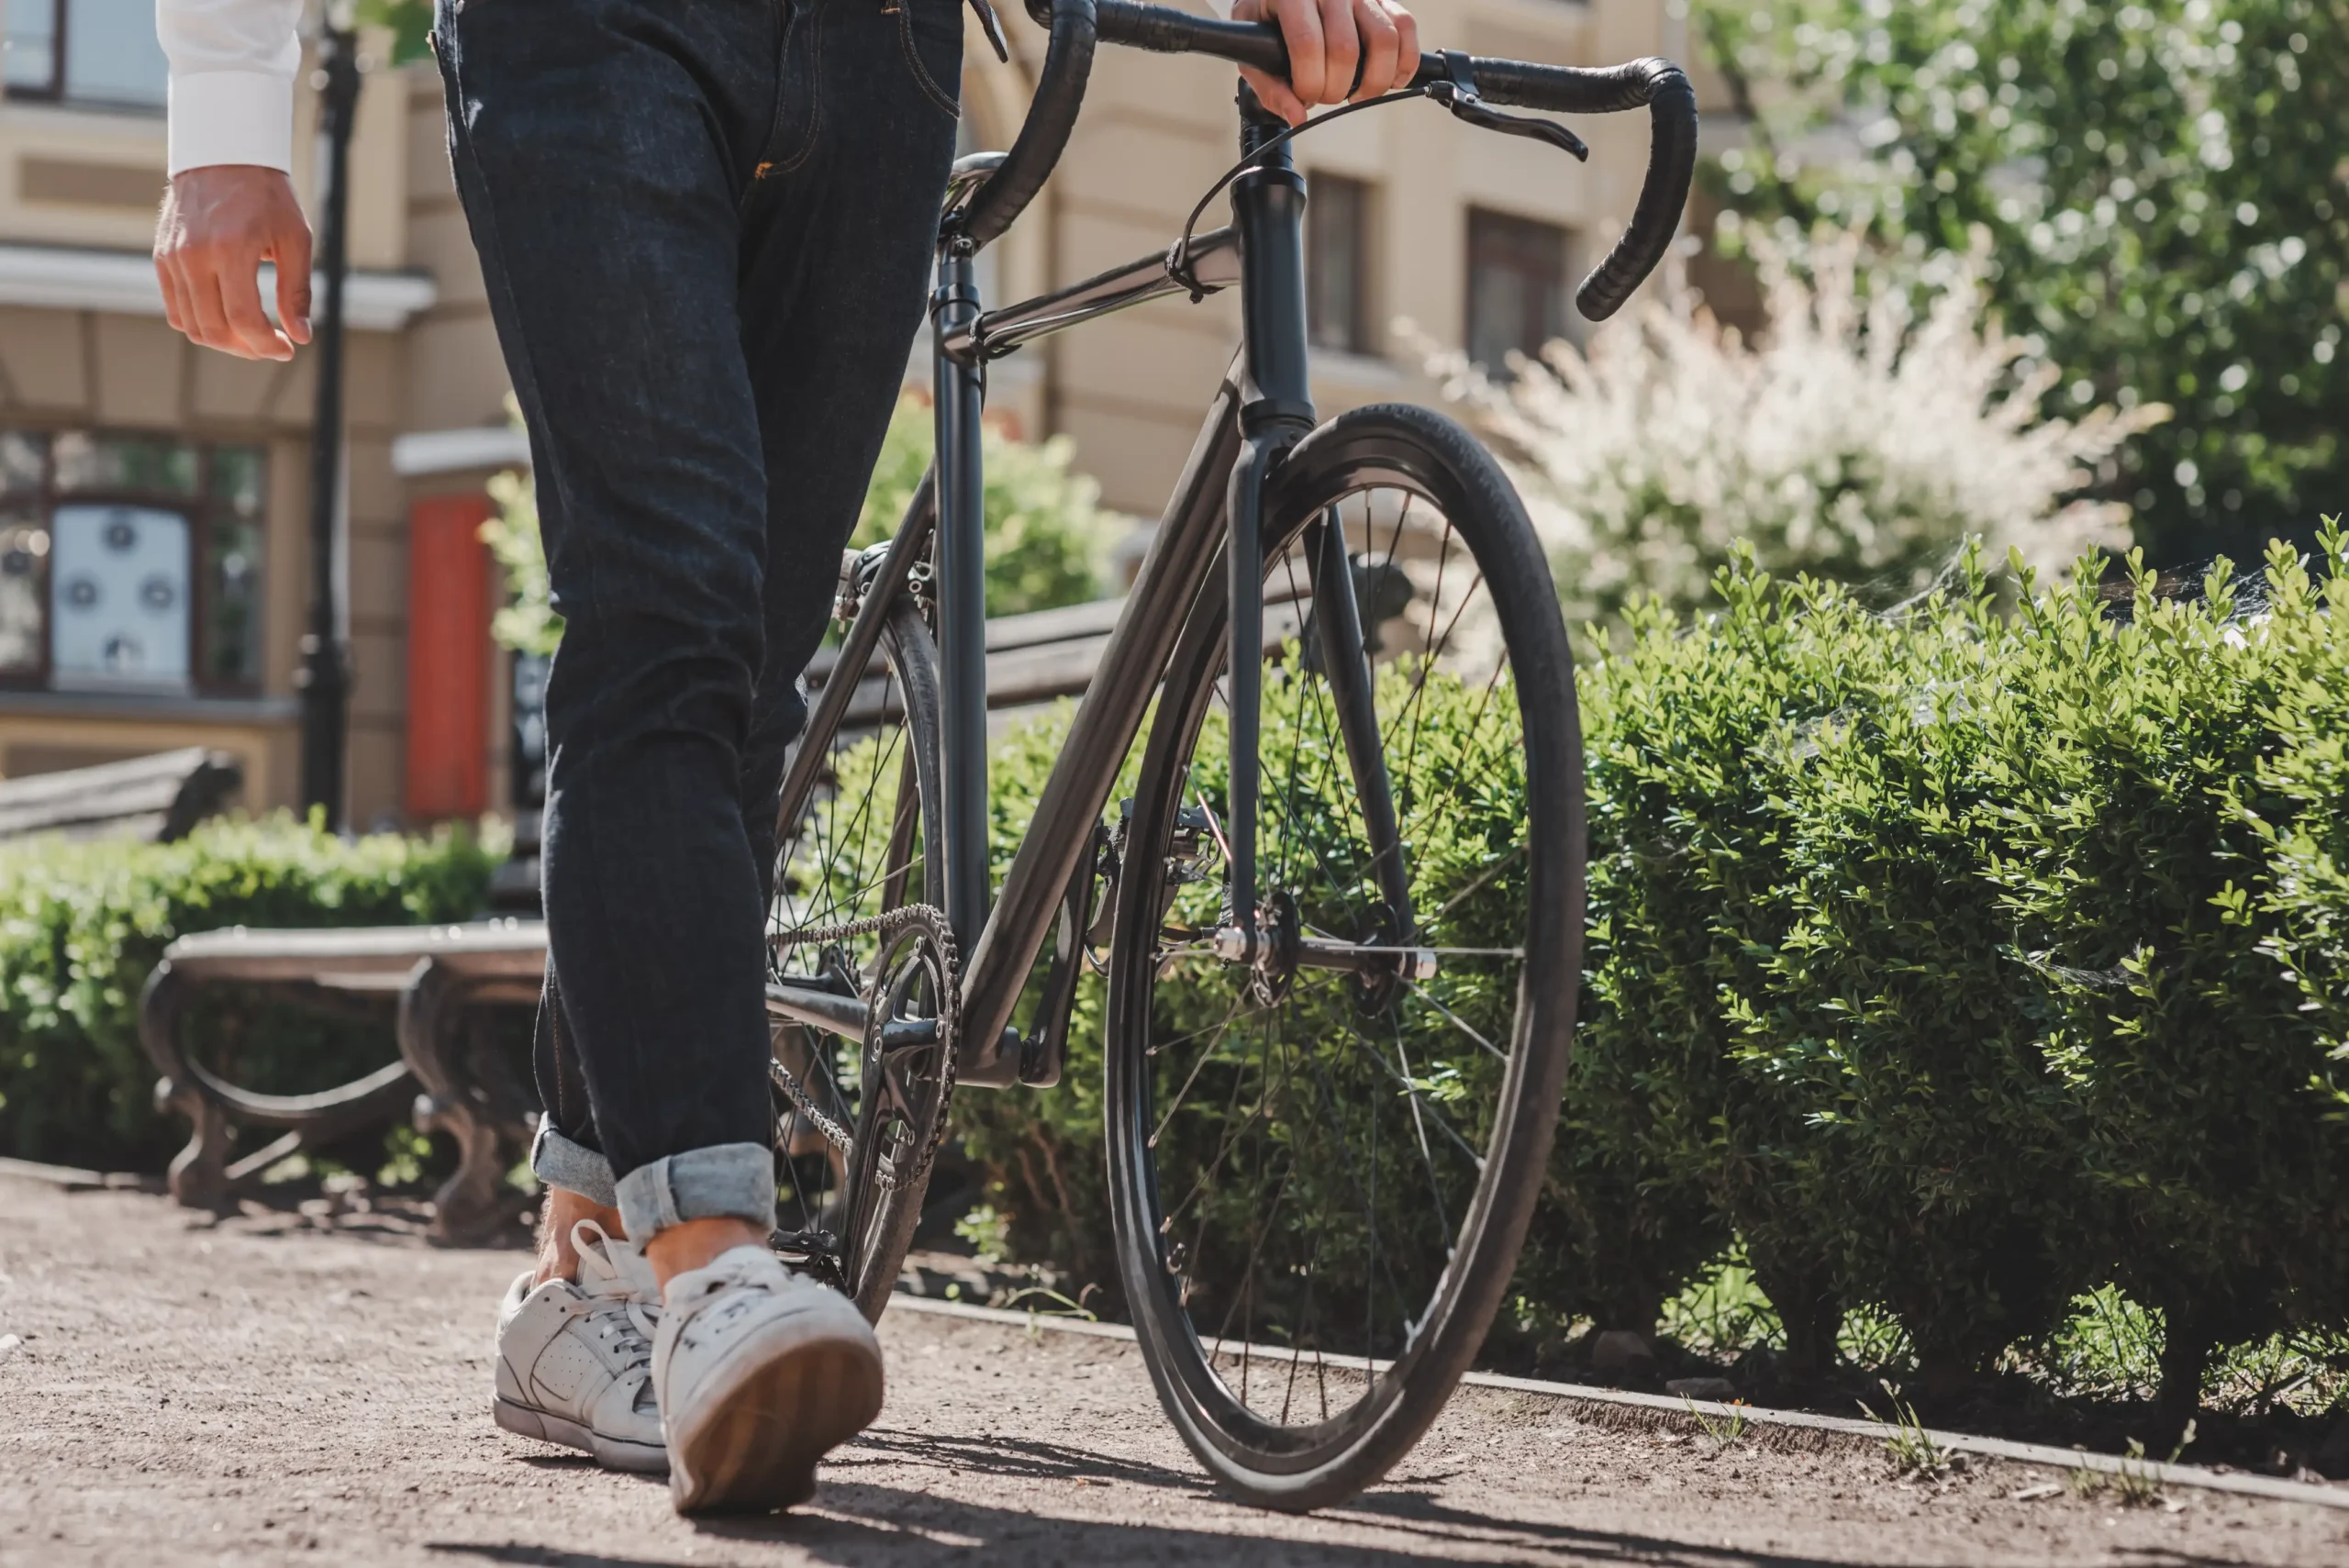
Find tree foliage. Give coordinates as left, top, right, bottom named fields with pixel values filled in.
left=1698, top=0, right=2345, bottom=565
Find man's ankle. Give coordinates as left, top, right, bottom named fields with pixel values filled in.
left=534, top=1186, right=628, bottom=1287
left=644, top=1216, right=772, bottom=1295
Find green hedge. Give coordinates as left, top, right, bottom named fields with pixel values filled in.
left=11, top=524, right=2346, bottom=1412
left=952, top=527, right=2349, bottom=1409
left=0, top=816, right=498, bottom=1172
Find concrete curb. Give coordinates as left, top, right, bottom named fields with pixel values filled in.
left=0, top=1156, right=158, bottom=1192
left=888, top=1293, right=2349, bottom=1512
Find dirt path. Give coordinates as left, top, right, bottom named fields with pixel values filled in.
left=1, top=1174, right=2341, bottom=1567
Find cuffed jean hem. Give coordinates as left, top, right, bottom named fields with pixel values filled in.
left=615, top=1141, right=777, bottom=1242
left=531, top=1124, right=618, bottom=1208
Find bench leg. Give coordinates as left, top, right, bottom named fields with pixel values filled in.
left=139, top=963, right=232, bottom=1209
left=400, top=962, right=529, bottom=1243
left=161, top=1082, right=232, bottom=1209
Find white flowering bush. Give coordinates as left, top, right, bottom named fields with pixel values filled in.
left=1426, top=225, right=2169, bottom=626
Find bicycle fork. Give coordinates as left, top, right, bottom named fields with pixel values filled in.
left=1215, top=89, right=1413, bottom=975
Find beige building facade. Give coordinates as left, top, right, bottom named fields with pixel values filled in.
left=0, top=0, right=1716, bottom=828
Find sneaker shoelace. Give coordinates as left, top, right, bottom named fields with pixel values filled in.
left=567, top=1218, right=661, bottom=1366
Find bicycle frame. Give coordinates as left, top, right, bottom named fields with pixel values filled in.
left=766, top=92, right=1379, bottom=1089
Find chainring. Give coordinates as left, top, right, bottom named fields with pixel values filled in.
left=767, top=903, right=958, bottom=1182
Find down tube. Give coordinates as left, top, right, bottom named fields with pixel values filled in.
left=954, top=369, right=1246, bottom=1085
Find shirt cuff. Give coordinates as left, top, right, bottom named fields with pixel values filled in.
left=167, top=71, right=296, bottom=178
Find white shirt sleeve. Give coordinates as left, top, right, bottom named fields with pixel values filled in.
left=159, top=0, right=308, bottom=176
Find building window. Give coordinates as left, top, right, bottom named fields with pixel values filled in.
left=1466, top=207, right=1571, bottom=372
left=0, top=429, right=267, bottom=695
left=4, top=0, right=171, bottom=109
left=1308, top=172, right=1374, bottom=356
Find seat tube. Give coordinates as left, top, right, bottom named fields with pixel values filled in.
left=1224, top=87, right=1317, bottom=945
left=932, top=239, right=991, bottom=951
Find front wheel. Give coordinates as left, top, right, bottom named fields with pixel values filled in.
left=1104, top=405, right=1586, bottom=1508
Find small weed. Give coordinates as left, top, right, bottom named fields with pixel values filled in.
left=2115, top=1419, right=2196, bottom=1506
left=1684, top=1396, right=1750, bottom=1452
left=1860, top=1380, right=1950, bottom=1480
left=1004, top=1284, right=1100, bottom=1340
left=2065, top=1419, right=2196, bottom=1506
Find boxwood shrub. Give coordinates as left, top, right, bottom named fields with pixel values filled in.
left=0, top=815, right=498, bottom=1172
left=951, top=525, right=2349, bottom=1408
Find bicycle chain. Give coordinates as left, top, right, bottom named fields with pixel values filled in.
left=768, top=903, right=959, bottom=1193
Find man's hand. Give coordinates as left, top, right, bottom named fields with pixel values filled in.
left=154, top=165, right=314, bottom=361
left=1233, top=0, right=1420, bottom=127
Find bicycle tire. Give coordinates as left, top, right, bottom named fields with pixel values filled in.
left=1104, top=403, right=1586, bottom=1508
left=768, top=598, right=950, bottom=1322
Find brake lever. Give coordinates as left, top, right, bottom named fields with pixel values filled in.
left=1426, top=49, right=1589, bottom=161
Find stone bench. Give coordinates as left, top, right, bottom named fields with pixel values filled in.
left=140, top=918, right=549, bottom=1241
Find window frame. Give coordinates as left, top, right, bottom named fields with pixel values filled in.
left=1307, top=171, right=1376, bottom=359
left=2, top=0, right=66, bottom=100
left=4, top=0, right=169, bottom=110
left=0, top=426, right=268, bottom=698
left=1465, top=206, right=1575, bottom=373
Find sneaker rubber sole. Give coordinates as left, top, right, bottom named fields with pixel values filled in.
left=493, top=1395, right=669, bottom=1474
left=665, top=1322, right=885, bottom=1513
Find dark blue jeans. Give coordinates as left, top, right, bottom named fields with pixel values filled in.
left=433, top=0, right=962, bottom=1240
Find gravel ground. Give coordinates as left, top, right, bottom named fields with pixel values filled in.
left=2, top=1173, right=2343, bottom=1567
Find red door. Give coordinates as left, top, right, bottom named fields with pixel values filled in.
left=406, top=495, right=494, bottom=820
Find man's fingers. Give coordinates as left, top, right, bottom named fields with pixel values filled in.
left=1389, top=3, right=1421, bottom=91
left=1241, top=64, right=1312, bottom=126
left=1351, top=0, right=1399, bottom=98
left=219, top=261, right=292, bottom=361
left=274, top=224, right=314, bottom=345
left=1275, top=0, right=1328, bottom=106
left=156, top=258, right=188, bottom=336
left=182, top=266, right=236, bottom=354
left=1314, top=0, right=1359, bottom=103
left=191, top=266, right=267, bottom=360
left=1241, top=0, right=1415, bottom=119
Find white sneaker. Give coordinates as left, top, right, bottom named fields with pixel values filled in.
left=492, top=1219, right=666, bottom=1473
left=652, top=1244, right=885, bottom=1513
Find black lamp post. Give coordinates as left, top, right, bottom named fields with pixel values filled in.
left=297, top=12, right=362, bottom=829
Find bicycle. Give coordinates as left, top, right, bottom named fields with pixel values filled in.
left=761, top=0, right=1695, bottom=1510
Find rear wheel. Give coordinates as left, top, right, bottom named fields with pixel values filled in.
left=767, top=598, right=950, bottom=1320
left=1104, top=405, right=1586, bottom=1507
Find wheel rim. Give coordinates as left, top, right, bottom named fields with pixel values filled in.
left=1114, top=447, right=1571, bottom=1476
